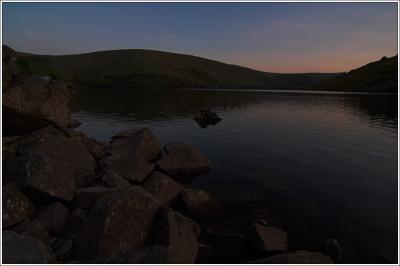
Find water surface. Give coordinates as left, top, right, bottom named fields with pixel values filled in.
left=71, top=89, right=397, bottom=262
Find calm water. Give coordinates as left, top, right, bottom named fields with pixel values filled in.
left=71, top=89, right=398, bottom=262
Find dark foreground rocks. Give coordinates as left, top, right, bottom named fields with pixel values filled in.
left=3, top=183, right=35, bottom=228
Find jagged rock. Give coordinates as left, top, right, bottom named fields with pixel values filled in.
left=247, top=223, right=288, bottom=254
left=194, top=109, right=222, bottom=128
left=3, top=126, right=96, bottom=201
left=157, top=144, right=210, bottom=181
left=73, top=131, right=106, bottom=161
left=20, top=220, right=50, bottom=243
left=3, top=75, right=74, bottom=136
left=107, top=155, right=154, bottom=182
left=73, top=186, right=160, bottom=261
left=67, top=119, right=82, bottom=129
left=102, top=246, right=170, bottom=264
left=3, top=182, right=35, bottom=228
left=64, top=209, right=89, bottom=237
left=101, top=169, right=130, bottom=190
left=109, top=127, right=161, bottom=161
left=247, top=250, right=333, bottom=263
left=35, top=202, right=70, bottom=235
left=153, top=207, right=201, bottom=263
left=2, top=230, right=56, bottom=263
left=73, top=187, right=118, bottom=209
left=2, top=45, right=16, bottom=91
left=143, top=171, right=183, bottom=204
left=182, top=188, right=225, bottom=218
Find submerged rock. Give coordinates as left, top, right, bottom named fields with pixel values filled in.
left=3, top=126, right=96, bottom=201
left=247, top=250, right=333, bottom=264
left=157, top=144, right=210, bottom=182
left=3, top=75, right=74, bottom=136
left=73, top=186, right=160, bottom=261
left=153, top=207, right=201, bottom=263
left=143, top=171, right=184, bottom=204
left=194, top=108, right=222, bottom=128
left=2, top=230, right=56, bottom=263
left=2, top=182, right=35, bottom=228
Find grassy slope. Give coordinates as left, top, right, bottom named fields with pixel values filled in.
left=15, top=49, right=339, bottom=90
left=313, top=55, right=398, bottom=93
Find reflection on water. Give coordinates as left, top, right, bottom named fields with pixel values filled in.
left=71, top=89, right=397, bottom=262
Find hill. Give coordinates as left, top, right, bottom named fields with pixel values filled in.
left=313, top=55, right=398, bottom=93
left=13, top=48, right=339, bottom=90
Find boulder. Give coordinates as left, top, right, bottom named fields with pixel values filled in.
left=2, top=230, right=56, bottom=263
left=102, top=246, right=170, bottom=264
left=73, top=186, right=160, bottom=261
left=3, top=75, right=74, bottom=136
left=101, top=169, right=130, bottom=190
left=106, top=155, right=154, bottom=183
left=247, top=250, right=333, bottom=264
left=143, top=171, right=184, bottom=204
left=75, top=162, right=97, bottom=188
left=35, top=202, right=70, bottom=235
left=247, top=223, right=288, bottom=254
left=153, top=207, right=201, bottom=263
left=2, top=182, right=35, bottom=228
left=19, top=220, right=50, bottom=243
left=73, top=186, right=118, bottom=209
left=73, top=131, right=106, bottom=161
left=163, top=141, right=185, bottom=153
left=182, top=188, right=225, bottom=218
left=3, top=126, right=96, bottom=201
left=64, top=209, right=89, bottom=237
left=157, top=144, right=210, bottom=181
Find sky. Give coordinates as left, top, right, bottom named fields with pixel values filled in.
left=2, top=2, right=398, bottom=73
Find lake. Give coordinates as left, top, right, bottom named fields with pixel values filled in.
left=71, top=89, right=397, bottom=262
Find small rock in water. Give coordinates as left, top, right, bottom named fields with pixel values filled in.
left=194, top=108, right=222, bottom=128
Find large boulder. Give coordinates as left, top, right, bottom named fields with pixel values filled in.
left=101, top=169, right=130, bottom=190
left=73, top=186, right=160, bottom=261
left=153, top=207, right=201, bottom=263
left=247, top=223, right=288, bottom=255
left=2, top=182, right=35, bottom=228
left=157, top=144, right=210, bottom=182
left=182, top=188, right=225, bottom=218
left=3, top=75, right=74, bottom=136
left=2, top=230, right=56, bottom=263
left=35, top=202, right=70, bottom=235
left=143, top=171, right=184, bottom=204
left=3, top=126, right=96, bottom=201
left=102, top=128, right=161, bottom=182
left=247, top=250, right=333, bottom=264
left=13, top=219, right=50, bottom=243
left=73, top=187, right=118, bottom=209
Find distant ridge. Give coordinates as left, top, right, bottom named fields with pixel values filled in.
left=313, top=55, right=398, bottom=93
left=12, top=47, right=340, bottom=90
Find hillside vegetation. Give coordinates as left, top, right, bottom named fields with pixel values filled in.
left=14, top=48, right=339, bottom=90
left=313, top=55, right=398, bottom=93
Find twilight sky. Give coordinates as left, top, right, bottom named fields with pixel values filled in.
left=3, top=2, right=398, bottom=73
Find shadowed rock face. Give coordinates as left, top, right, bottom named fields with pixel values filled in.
left=143, top=171, right=184, bottom=205
left=3, top=76, right=74, bottom=136
left=248, top=223, right=288, bottom=255
left=2, top=230, right=56, bottom=264
left=153, top=207, right=201, bottom=263
left=2, top=183, right=35, bottom=228
left=73, top=186, right=160, bottom=261
left=35, top=202, right=70, bottom=236
left=3, top=126, right=96, bottom=201
left=182, top=188, right=225, bottom=218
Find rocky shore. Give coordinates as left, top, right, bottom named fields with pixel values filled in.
left=2, top=45, right=339, bottom=264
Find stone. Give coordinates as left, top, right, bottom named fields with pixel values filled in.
left=143, top=171, right=183, bottom=204
left=67, top=119, right=82, bottom=129
left=73, top=186, right=160, bottom=261
left=3, top=126, right=96, bottom=201
left=194, top=109, right=222, bottom=128
left=3, top=75, right=74, bottom=136
left=36, top=202, right=70, bottom=235
left=247, top=250, right=333, bottom=264
left=55, top=239, right=73, bottom=262
left=75, top=162, right=97, bottom=188
left=2, top=230, right=56, bottom=263
left=157, top=144, right=210, bottom=181
left=182, top=188, right=225, bottom=218
left=248, top=223, right=288, bottom=254
left=153, top=207, right=201, bottom=263
left=73, top=131, right=106, bottom=161
left=21, top=220, right=50, bottom=243
left=64, top=209, right=89, bottom=237
left=110, top=127, right=161, bottom=161
left=101, top=169, right=130, bottom=190
left=102, top=246, right=170, bottom=264
left=107, top=155, right=154, bottom=182
left=163, top=141, right=185, bottom=153
left=73, top=186, right=118, bottom=209
left=2, top=182, right=35, bottom=228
